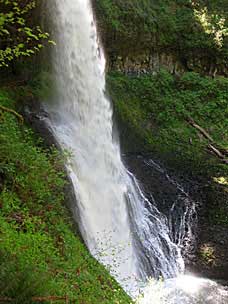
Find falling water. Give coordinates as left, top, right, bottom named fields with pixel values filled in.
left=143, top=159, right=198, bottom=258
left=43, top=0, right=228, bottom=302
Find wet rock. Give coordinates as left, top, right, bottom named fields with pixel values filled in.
left=189, top=224, right=228, bottom=285
left=123, top=153, right=228, bottom=286
left=123, top=154, right=198, bottom=261
left=21, top=98, right=58, bottom=149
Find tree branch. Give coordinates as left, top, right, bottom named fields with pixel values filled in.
left=187, top=117, right=214, bottom=143
left=186, top=117, right=228, bottom=164
left=0, top=105, right=24, bottom=123
left=207, top=144, right=228, bottom=165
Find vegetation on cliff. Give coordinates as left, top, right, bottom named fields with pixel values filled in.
left=0, top=90, right=132, bottom=303
left=107, top=70, right=228, bottom=225
left=92, top=0, right=228, bottom=228
left=94, top=0, right=228, bottom=74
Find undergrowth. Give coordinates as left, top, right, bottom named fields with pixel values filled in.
left=108, top=70, right=228, bottom=225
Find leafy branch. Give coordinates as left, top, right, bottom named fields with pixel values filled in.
left=0, top=0, right=54, bottom=67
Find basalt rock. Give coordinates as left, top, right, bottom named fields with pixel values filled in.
left=109, top=52, right=186, bottom=76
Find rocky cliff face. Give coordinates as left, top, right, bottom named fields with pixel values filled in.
left=109, top=52, right=186, bottom=76
left=109, top=52, right=227, bottom=77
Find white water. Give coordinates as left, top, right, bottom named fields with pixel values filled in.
left=44, top=0, right=228, bottom=302
left=137, top=275, right=228, bottom=304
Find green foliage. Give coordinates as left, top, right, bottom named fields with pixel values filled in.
left=0, top=90, right=132, bottom=303
left=108, top=71, right=228, bottom=224
left=108, top=70, right=228, bottom=171
left=94, top=0, right=228, bottom=71
left=0, top=0, right=53, bottom=68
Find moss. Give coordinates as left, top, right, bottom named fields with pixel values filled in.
left=0, top=89, right=132, bottom=303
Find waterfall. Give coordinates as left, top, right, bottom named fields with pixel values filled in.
left=44, top=0, right=228, bottom=302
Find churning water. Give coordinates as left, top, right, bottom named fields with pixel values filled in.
left=44, top=0, right=228, bottom=302
left=137, top=275, right=228, bottom=304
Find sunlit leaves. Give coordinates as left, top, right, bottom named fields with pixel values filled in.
left=194, top=7, right=228, bottom=48
left=0, top=0, right=51, bottom=67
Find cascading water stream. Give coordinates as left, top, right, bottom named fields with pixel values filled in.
left=45, top=0, right=182, bottom=290
left=43, top=0, right=228, bottom=302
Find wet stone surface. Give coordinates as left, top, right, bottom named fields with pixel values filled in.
left=123, top=153, right=228, bottom=286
